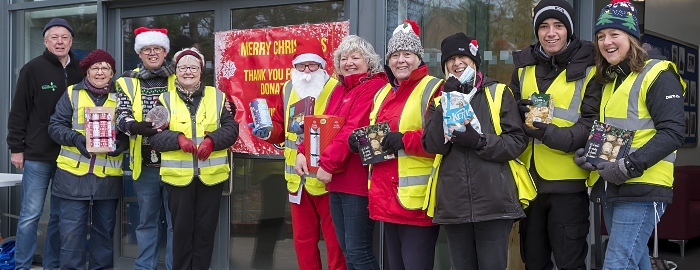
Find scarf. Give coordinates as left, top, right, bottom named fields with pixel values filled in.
left=84, top=78, right=111, bottom=95
left=122, top=62, right=176, bottom=79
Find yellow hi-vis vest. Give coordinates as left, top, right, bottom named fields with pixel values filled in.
left=56, top=86, right=124, bottom=177
left=587, top=59, right=685, bottom=188
left=423, top=84, right=537, bottom=217
left=368, top=76, right=442, bottom=210
left=517, top=65, right=596, bottom=180
left=115, top=71, right=176, bottom=180
left=282, top=78, right=339, bottom=195
left=158, top=85, right=229, bottom=186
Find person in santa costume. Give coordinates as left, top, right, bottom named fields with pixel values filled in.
left=114, top=27, right=174, bottom=270
left=250, top=38, right=347, bottom=270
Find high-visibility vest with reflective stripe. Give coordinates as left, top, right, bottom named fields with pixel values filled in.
left=282, top=78, right=339, bottom=195
left=157, top=85, right=229, bottom=186
left=423, top=84, right=537, bottom=217
left=56, top=86, right=124, bottom=177
left=115, top=72, right=176, bottom=180
left=517, top=65, right=596, bottom=180
left=368, top=76, right=442, bottom=210
left=587, top=59, right=684, bottom=188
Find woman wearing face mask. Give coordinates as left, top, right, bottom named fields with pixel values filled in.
left=147, top=47, right=239, bottom=270
left=345, top=20, right=443, bottom=269
left=574, top=1, right=685, bottom=268
left=295, top=35, right=389, bottom=270
left=48, top=49, right=128, bottom=269
left=422, top=33, right=527, bottom=270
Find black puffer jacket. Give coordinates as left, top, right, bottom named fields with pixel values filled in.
left=422, top=77, right=528, bottom=224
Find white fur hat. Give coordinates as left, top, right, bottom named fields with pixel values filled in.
left=133, top=27, right=170, bottom=54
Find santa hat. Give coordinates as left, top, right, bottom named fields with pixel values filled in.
left=133, top=27, right=170, bottom=54
left=594, top=0, right=640, bottom=40
left=386, top=20, right=423, bottom=60
left=292, top=39, right=327, bottom=68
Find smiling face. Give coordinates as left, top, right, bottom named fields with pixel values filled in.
left=445, top=55, right=476, bottom=78
left=388, top=51, right=420, bottom=83
left=175, top=57, right=202, bottom=90
left=597, top=28, right=631, bottom=65
left=44, top=26, right=73, bottom=60
left=339, top=51, right=369, bottom=76
left=538, top=18, right=568, bottom=55
left=86, top=62, right=114, bottom=89
left=139, top=45, right=167, bottom=70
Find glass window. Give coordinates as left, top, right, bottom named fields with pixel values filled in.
left=387, top=0, right=538, bottom=84
left=231, top=1, right=344, bottom=29
left=122, top=11, right=215, bottom=85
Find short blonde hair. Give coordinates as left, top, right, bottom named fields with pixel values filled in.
left=333, top=35, right=383, bottom=75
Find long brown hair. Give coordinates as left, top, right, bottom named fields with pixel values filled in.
left=594, top=31, right=648, bottom=84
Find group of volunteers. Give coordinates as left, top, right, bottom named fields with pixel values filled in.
left=8, top=18, right=238, bottom=270
left=248, top=0, right=685, bottom=269
left=6, top=0, right=685, bottom=269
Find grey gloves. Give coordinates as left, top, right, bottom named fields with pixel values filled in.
left=573, top=148, right=596, bottom=171
left=597, top=158, right=632, bottom=185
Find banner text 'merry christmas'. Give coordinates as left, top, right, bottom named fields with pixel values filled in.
left=239, top=38, right=329, bottom=56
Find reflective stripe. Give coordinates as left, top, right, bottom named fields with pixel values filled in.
left=284, top=164, right=317, bottom=178
left=397, top=149, right=407, bottom=157
left=628, top=60, right=661, bottom=120
left=283, top=82, right=293, bottom=111
left=519, top=68, right=526, bottom=92
left=555, top=66, right=591, bottom=123
left=71, top=88, right=82, bottom=130
left=487, top=85, right=498, bottom=101
left=161, top=156, right=228, bottom=168
left=60, top=149, right=122, bottom=169
left=398, top=175, right=430, bottom=187
left=604, top=117, right=655, bottom=130
left=285, top=139, right=297, bottom=150
left=629, top=147, right=676, bottom=163
left=122, top=77, right=136, bottom=98
left=162, top=91, right=171, bottom=108
left=215, top=89, right=223, bottom=128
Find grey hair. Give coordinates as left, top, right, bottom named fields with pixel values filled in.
left=333, top=35, right=383, bottom=75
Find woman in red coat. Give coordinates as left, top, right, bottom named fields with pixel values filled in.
left=296, top=35, right=389, bottom=270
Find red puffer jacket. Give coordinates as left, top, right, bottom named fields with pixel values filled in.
left=369, top=65, right=441, bottom=226
left=298, top=72, right=389, bottom=196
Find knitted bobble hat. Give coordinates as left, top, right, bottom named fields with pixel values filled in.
left=595, top=0, right=640, bottom=40
left=533, top=0, right=575, bottom=40
left=386, top=20, right=423, bottom=60
left=80, top=49, right=115, bottom=75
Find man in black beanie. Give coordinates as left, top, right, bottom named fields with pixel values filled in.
left=510, top=0, right=602, bottom=269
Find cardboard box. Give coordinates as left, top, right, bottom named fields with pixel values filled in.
left=304, top=115, right=345, bottom=173
left=354, top=121, right=396, bottom=165
left=584, top=120, right=634, bottom=166
left=84, top=107, right=116, bottom=153
left=288, top=96, right=315, bottom=132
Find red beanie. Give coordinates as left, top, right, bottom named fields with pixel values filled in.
left=80, top=49, right=115, bottom=75
left=292, top=39, right=326, bottom=68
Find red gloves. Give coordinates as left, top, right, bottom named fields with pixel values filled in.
left=196, top=137, right=214, bottom=160
left=178, top=134, right=196, bottom=153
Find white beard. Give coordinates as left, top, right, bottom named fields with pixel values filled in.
left=291, top=69, right=329, bottom=99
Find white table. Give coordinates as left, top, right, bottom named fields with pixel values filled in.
left=0, top=173, right=22, bottom=188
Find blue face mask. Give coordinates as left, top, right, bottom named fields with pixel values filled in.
left=453, top=66, right=476, bottom=84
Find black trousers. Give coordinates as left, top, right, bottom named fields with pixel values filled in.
left=383, top=222, right=440, bottom=270
left=520, top=192, right=590, bottom=270
left=443, top=219, right=514, bottom=270
left=166, top=179, right=224, bottom=270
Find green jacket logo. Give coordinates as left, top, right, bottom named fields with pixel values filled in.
left=42, top=82, right=57, bottom=91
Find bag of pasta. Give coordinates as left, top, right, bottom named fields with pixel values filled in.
left=525, top=93, right=553, bottom=129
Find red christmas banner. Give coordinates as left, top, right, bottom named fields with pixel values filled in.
left=215, top=21, right=350, bottom=155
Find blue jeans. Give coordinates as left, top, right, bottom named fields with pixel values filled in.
left=603, top=195, right=666, bottom=270
left=58, top=198, right=118, bottom=270
left=329, top=192, right=379, bottom=270
left=133, top=166, right=173, bottom=270
left=14, top=160, right=60, bottom=270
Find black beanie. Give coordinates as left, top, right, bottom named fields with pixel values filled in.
left=533, top=0, right=574, bottom=40
left=440, top=33, right=481, bottom=74
left=43, top=18, right=74, bottom=37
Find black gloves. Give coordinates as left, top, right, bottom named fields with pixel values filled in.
left=573, top=148, right=596, bottom=171
left=597, top=158, right=632, bottom=185
left=73, top=135, right=91, bottom=158
left=450, top=124, right=481, bottom=148
left=524, top=121, right=550, bottom=140
left=442, top=77, right=463, bottom=93
left=517, top=99, right=532, bottom=121
left=347, top=133, right=359, bottom=153
left=129, top=121, right=158, bottom=137
left=381, top=132, right=405, bottom=153
left=108, top=133, right=130, bottom=157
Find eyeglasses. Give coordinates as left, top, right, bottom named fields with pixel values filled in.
left=294, top=63, right=320, bottom=72
left=141, top=47, right=164, bottom=54
left=89, top=67, right=111, bottom=73
left=177, top=66, right=201, bottom=73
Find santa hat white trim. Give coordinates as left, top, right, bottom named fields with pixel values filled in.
left=292, top=53, right=326, bottom=68
left=134, top=31, right=170, bottom=54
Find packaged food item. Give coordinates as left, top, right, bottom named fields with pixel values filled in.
left=584, top=120, right=635, bottom=165
left=440, top=91, right=481, bottom=139
left=354, top=121, right=395, bottom=165
left=303, top=115, right=345, bottom=173
left=525, top=93, right=554, bottom=129
left=250, top=98, right=273, bottom=132
left=84, top=107, right=116, bottom=153
left=145, top=106, right=170, bottom=129
left=288, top=96, right=315, bottom=132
